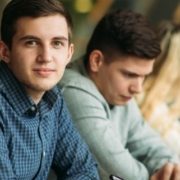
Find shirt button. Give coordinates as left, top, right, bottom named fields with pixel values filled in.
left=28, top=105, right=38, bottom=117
left=30, top=105, right=36, bottom=112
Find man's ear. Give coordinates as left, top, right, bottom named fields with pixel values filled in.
left=89, top=50, right=104, bottom=72
left=0, top=41, right=10, bottom=63
left=67, top=43, right=74, bottom=64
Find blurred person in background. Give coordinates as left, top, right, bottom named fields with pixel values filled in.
left=137, top=21, right=180, bottom=157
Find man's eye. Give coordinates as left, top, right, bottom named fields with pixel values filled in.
left=25, top=40, right=37, bottom=46
left=124, top=73, right=134, bottom=78
left=53, top=41, right=63, bottom=48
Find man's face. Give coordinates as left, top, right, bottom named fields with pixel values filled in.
left=0, top=14, right=73, bottom=103
left=91, top=54, right=154, bottom=105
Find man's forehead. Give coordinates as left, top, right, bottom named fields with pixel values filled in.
left=111, top=56, right=155, bottom=75
left=13, top=15, right=69, bottom=39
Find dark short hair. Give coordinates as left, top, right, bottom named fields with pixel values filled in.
left=1, top=0, right=73, bottom=48
left=84, top=9, right=161, bottom=67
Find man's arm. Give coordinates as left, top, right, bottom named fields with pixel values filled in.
left=52, top=97, right=99, bottom=180
left=61, top=87, right=150, bottom=180
left=126, top=99, right=180, bottom=175
left=0, top=117, right=16, bottom=179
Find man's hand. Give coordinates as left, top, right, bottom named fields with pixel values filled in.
left=150, top=163, right=180, bottom=180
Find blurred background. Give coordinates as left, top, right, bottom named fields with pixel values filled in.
left=0, top=0, right=180, bottom=156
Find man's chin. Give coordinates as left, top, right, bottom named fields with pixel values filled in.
left=115, top=98, right=132, bottom=106
left=107, top=96, right=132, bottom=106
left=117, top=102, right=128, bottom=106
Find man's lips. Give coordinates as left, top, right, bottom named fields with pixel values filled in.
left=33, top=68, right=55, bottom=77
left=121, top=95, right=132, bottom=101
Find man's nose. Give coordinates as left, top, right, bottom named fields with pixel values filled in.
left=37, top=46, right=52, bottom=63
left=130, top=78, right=143, bottom=94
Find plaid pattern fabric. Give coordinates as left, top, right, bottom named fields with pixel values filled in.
left=0, top=61, right=99, bottom=180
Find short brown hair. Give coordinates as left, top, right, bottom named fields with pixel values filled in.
left=84, top=9, right=161, bottom=66
left=1, top=0, right=73, bottom=48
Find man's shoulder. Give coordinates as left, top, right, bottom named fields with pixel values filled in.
left=59, top=64, right=107, bottom=104
left=60, top=67, right=96, bottom=93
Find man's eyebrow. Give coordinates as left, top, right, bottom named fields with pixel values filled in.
left=19, top=35, right=40, bottom=41
left=19, top=35, right=69, bottom=41
left=121, top=69, right=140, bottom=76
left=53, top=36, right=68, bottom=41
left=121, top=69, right=152, bottom=76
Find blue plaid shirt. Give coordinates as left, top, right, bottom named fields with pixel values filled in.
left=0, top=61, right=99, bottom=180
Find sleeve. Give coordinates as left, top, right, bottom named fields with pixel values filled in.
left=126, top=99, right=179, bottom=174
left=61, top=87, right=179, bottom=180
left=52, top=97, right=99, bottom=180
left=0, top=116, right=16, bottom=179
